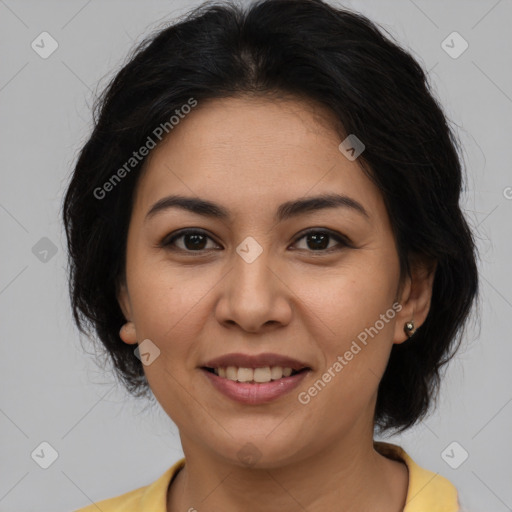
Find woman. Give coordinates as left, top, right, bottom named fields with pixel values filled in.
left=64, top=0, right=479, bottom=510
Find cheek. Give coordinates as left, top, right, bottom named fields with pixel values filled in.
left=128, top=261, right=220, bottom=359
left=292, top=261, right=398, bottom=398
left=127, top=264, right=209, bottom=417
left=297, top=262, right=396, bottom=340
left=128, top=252, right=192, bottom=325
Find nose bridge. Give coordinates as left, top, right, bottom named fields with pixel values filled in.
left=218, top=234, right=290, bottom=330
left=232, top=234, right=275, bottom=296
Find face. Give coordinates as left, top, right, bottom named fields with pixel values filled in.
left=118, top=95, right=433, bottom=467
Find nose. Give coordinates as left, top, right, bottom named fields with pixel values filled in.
left=215, top=248, right=293, bottom=333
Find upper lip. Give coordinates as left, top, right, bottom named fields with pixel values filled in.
left=201, top=352, right=311, bottom=371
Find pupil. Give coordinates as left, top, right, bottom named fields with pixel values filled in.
left=185, top=234, right=207, bottom=250
left=308, top=233, right=328, bottom=250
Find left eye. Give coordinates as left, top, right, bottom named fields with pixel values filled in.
left=161, top=229, right=349, bottom=253
left=293, top=229, right=349, bottom=252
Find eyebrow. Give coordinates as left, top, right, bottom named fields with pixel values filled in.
left=145, top=193, right=370, bottom=223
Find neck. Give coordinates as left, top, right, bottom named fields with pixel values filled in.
left=167, top=431, right=408, bottom=512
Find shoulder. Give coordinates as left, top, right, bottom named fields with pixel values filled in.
left=374, top=441, right=460, bottom=512
left=71, top=458, right=185, bottom=512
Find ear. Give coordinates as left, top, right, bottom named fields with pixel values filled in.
left=393, top=257, right=437, bottom=345
left=117, top=279, right=132, bottom=320
left=117, top=280, right=137, bottom=345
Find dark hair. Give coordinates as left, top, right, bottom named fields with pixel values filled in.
left=62, top=0, right=479, bottom=434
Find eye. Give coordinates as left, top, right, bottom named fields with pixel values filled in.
left=291, top=228, right=351, bottom=253
left=161, top=229, right=220, bottom=252
left=160, top=228, right=351, bottom=254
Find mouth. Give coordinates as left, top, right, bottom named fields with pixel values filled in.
left=199, top=352, right=312, bottom=403
left=201, top=365, right=309, bottom=383
left=200, top=365, right=311, bottom=404
left=201, top=352, right=311, bottom=374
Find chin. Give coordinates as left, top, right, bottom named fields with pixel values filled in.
left=206, top=430, right=309, bottom=470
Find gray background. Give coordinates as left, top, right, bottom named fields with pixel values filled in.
left=0, top=0, right=511, bottom=511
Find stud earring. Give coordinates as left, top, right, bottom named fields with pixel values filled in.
left=403, top=320, right=416, bottom=338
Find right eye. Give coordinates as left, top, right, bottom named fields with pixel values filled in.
left=161, top=229, right=221, bottom=253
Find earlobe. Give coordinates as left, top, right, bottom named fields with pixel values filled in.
left=119, top=321, right=138, bottom=345
left=117, top=281, right=138, bottom=345
left=393, top=258, right=437, bottom=345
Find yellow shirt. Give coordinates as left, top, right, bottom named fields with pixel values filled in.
left=72, top=442, right=459, bottom=511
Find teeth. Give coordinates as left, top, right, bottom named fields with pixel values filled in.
left=270, top=366, right=283, bottom=380
left=213, top=366, right=298, bottom=383
left=237, top=367, right=253, bottom=382
left=226, top=366, right=238, bottom=380
left=254, top=367, right=271, bottom=382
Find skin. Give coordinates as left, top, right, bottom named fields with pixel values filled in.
left=117, top=95, right=436, bottom=512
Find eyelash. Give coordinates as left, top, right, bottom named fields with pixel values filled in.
left=160, top=228, right=352, bottom=254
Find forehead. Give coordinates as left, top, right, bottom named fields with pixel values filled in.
left=133, top=96, right=385, bottom=225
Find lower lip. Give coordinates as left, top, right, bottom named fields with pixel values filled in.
left=201, top=368, right=310, bottom=405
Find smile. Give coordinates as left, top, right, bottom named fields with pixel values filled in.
left=203, top=365, right=304, bottom=383
left=201, top=366, right=311, bottom=404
